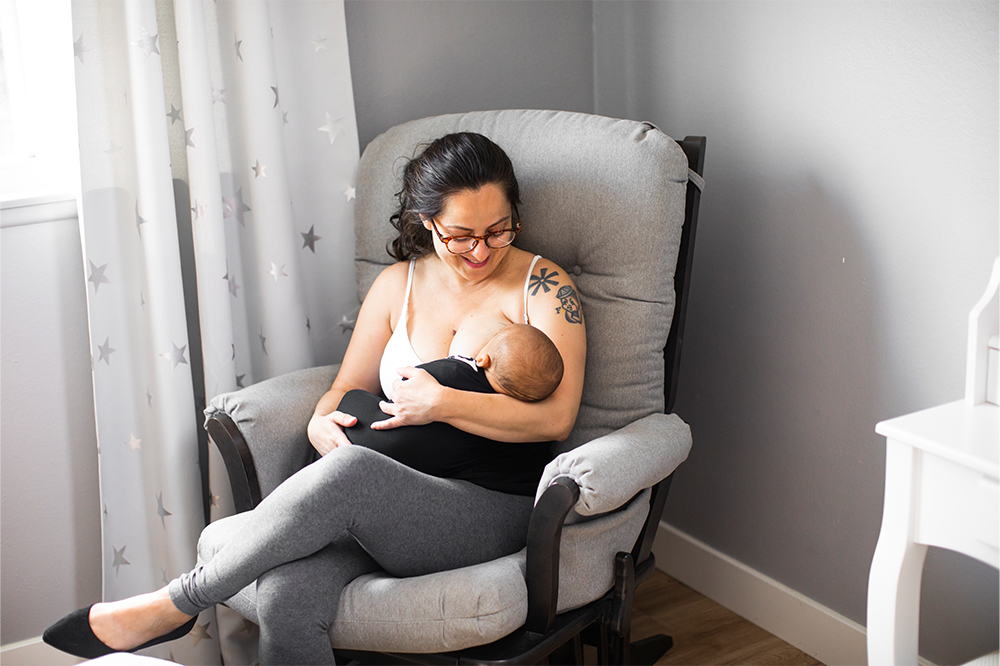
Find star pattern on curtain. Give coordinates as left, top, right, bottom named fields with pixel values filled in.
left=112, top=545, right=130, bottom=576
left=319, top=112, right=342, bottom=144
left=74, top=34, right=92, bottom=62
left=301, top=225, right=321, bottom=253
left=88, top=260, right=111, bottom=292
left=97, top=337, right=116, bottom=365
left=130, top=27, right=159, bottom=59
left=135, top=202, right=148, bottom=238
left=73, top=3, right=359, bottom=662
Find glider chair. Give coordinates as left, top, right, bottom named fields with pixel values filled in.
left=205, top=110, right=705, bottom=664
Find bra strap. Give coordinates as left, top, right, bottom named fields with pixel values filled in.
left=523, top=255, right=543, bottom=324
left=401, top=258, right=416, bottom=322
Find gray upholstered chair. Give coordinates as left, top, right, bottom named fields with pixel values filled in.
left=204, top=110, right=705, bottom=664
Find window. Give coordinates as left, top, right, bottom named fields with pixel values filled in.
left=0, top=0, right=79, bottom=204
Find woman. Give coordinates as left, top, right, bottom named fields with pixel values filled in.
left=44, top=132, right=587, bottom=664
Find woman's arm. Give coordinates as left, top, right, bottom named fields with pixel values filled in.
left=375, top=259, right=587, bottom=443
left=307, top=263, right=405, bottom=455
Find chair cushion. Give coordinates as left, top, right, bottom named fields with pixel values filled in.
left=354, top=110, right=691, bottom=455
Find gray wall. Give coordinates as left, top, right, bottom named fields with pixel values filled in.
left=594, top=2, right=999, bottom=664
left=1, top=203, right=102, bottom=645
left=344, top=0, right=595, bottom=150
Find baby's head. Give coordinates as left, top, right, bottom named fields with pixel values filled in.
left=475, top=324, right=564, bottom=402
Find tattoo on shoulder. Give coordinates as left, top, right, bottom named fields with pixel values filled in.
left=529, top=266, right=583, bottom=324
left=555, top=285, right=583, bottom=324
left=528, top=267, right=560, bottom=295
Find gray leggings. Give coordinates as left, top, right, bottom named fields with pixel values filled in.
left=168, top=445, right=535, bottom=664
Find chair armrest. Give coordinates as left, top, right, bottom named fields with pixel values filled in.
left=536, top=412, right=692, bottom=518
left=524, top=476, right=580, bottom=634
left=205, top=364, right=340, bottom=511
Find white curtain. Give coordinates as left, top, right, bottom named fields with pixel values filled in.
left=71, top=0, right=359, bottom=662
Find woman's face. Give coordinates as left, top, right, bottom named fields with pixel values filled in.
left=423, top=183, right=515, bottom=283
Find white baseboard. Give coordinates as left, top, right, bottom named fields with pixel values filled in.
left=0, top=638, right=84, bottom=666
left=652, top=521, right=936, bottom=666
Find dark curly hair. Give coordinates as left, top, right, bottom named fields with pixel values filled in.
left=388, top=132, right=521, bottom=261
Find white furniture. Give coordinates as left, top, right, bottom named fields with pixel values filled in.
left=867, top=258, right=1000, bottom=666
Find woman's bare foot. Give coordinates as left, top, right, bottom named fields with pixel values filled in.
left=87, top=587, right=194, bottom=652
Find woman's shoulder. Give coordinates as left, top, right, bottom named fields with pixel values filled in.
left=373, top=259, right=413, bottom=288
left=521, top=254, right=578, bottom=290
left=367, top=260, right=414, bottom=307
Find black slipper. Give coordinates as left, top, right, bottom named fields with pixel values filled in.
left=43, top=604, right=198, bottom=659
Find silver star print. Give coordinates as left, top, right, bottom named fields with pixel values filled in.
left=282, top=110, right=289, bottom=126
left=235, top=374, right=245, bottom=389
left=130, top=27, right=160, bottom=59
left=146, top=388, right=153, bottom=407
left=212, top=86, right=226, bottom=104
left=259, top=329, right=267, bottom=356
left=166, top=104, right=183, bottom=124
left=112, top=545, right=130, bottom=576
left=208, top=488, right=221, bottom=507
left=306, top=318, right=311, bottom=332
left=223, top=269, right=241, bottom=297
left=98, top=337, right=116, bottom=364
left=88, top=260, right=111, bottom=292
left=135, top=202, right=148, bottom=238
left=251, top=160, right=266, bottom=178
left=234, top=35, right=243, bottom=61
left=184, top=128, right=196, bottom=148
left=267, top=262, right=287, bottom=281
left=160, top=343, right=189, bottom=368
left=74, top=35, right=92, bottom=63
left=318, top=112, right=341, bottom=144
left=191, top=200, right=206, bottom=220
left=191, top=621, right=213, bottom=647
left=310, top=37, right=328, bottom=52
left=126, top=433, right=141, bottom=451
left=301, top=225, right=321, bottom=252
left=222, top=187, right=251, bottom=225
left=270, top=86, right=279, bottom=109
left=103, top=141, right=123, bottom=158
left=344, top=186, right=356, bottom=201
left=156, top=491, right=172, bottom=528
left=338, top=314, right=356, bottom=333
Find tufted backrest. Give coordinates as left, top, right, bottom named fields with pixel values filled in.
left=354, top=110, right=690, bottom=455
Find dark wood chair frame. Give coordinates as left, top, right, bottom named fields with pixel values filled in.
left=206, top=136, right=705, bottom=665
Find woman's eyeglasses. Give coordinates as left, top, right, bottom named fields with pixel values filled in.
left=429, top=208, right=521, bottom=255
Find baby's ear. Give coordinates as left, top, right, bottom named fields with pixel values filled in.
left=475, top=353, right=492, bottom=369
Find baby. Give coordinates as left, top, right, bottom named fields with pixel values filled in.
left=336, top=324, right=564, bottom=494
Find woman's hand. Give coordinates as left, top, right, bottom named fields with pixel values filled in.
left=371, top=366, right=444, bottom=430
left=307, top=410, right=358, bottom=456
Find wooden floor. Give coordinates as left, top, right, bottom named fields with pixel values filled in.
left=619, top=569, right=824, bottom=666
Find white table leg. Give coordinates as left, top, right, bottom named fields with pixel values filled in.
left=868, top=440, right=928, bottom=666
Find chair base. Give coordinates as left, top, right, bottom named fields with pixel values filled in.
left=628, top=634, right=674, bottom=666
